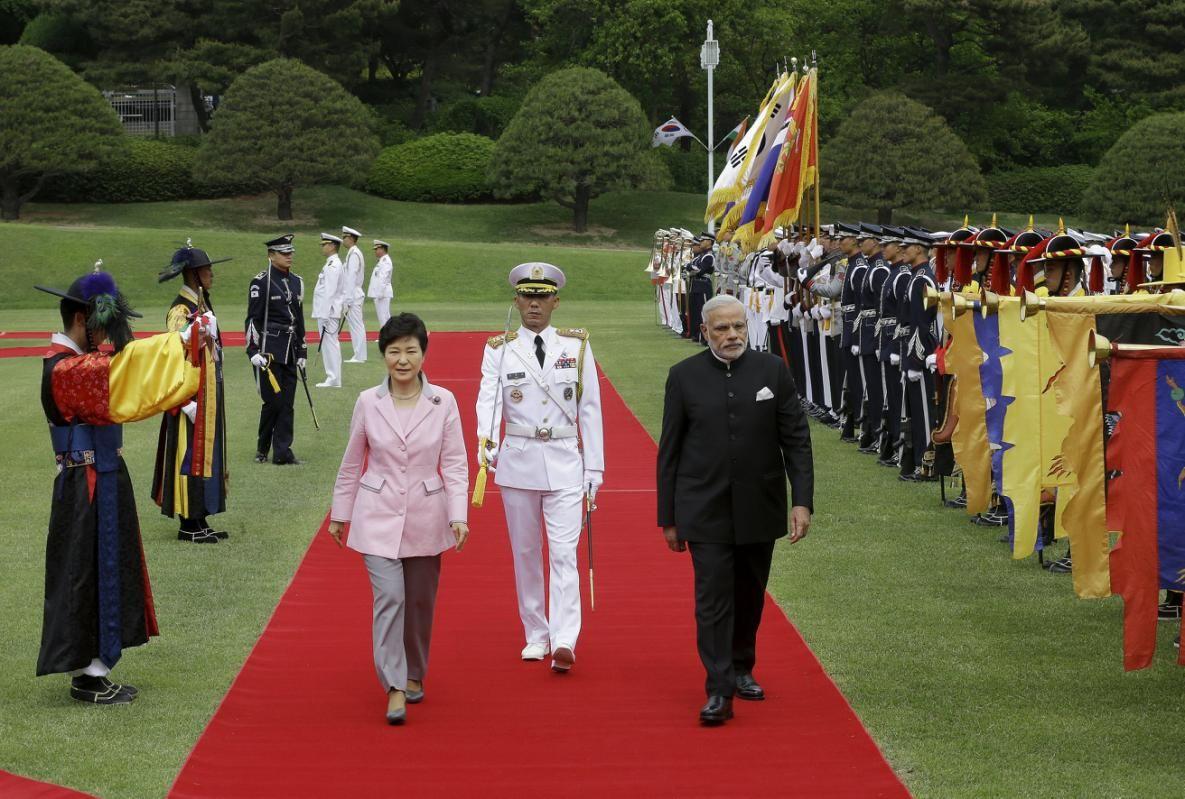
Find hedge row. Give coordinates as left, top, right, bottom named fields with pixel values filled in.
left=985, top=164, right=1095, bottom=215
left=366, top=133, right=495, bottom=202
left=39, top=138, right=260, bottom=203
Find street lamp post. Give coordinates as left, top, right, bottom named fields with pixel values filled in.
left=701, top=20, right=719, bottom=234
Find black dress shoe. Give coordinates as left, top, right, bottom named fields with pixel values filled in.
left=254, top=452, right=269, bottom=464
left=699, top=695, right=734, bottom=725
left=735, top=673, right=765, bottom=701
left=273, top=455, right=301, bottom=465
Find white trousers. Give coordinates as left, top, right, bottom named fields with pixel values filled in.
left=345, top=301, right=367, bottom=361
left=315, top=317, right=341, bottom=386
left=500, top=484, right=584, bottom=651
left=373, top=297, right=391, bottom=327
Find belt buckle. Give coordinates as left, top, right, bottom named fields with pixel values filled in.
left=535, top=426, right=553, bottom=441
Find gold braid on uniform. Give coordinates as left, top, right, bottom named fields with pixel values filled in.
left=487, top=331, right=519, bottom=349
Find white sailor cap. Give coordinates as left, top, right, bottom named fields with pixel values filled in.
left=320, top=232, right=342, bottom=244
left=509, top=262, right=566, bottom=295
left=373, top=239, right=390, bottom=249
left=341, top=226, right=361, bottom=238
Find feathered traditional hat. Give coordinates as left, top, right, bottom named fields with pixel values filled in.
left=158, top=239, right=232, bottom=283
left=36, top=261, right=142, bottom=352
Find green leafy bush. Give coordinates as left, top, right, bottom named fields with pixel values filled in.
left=40, top=138, right=258, bottom=202
left=432, top=96, right=521, bottom=138
left=985, top=165, right=1094, bottom=215
left=366, top=133, right=495, bottom=202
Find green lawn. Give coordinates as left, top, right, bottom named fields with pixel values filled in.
left=1, top=202, right=1182, bottom=799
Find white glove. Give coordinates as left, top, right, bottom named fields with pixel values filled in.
left=296, top=357, right=307, bottom=370
left=797, top=266, right=809, bottom=282
left=250, top=353, right=268, bottom=369
left=907, top=369, right=923, bottom=382
left=819, top=305, right=832, bottom=319
left=584, top=469, right=603, bottom=501
left=925, top=353, right=937, bottom=372
left=890, top=353, right=900, bottom=366
left=478, top=439, right=499, bottom=469
left=179, top=324, right=193, bottom=345
left=809, top=306, right=820, bottom=320
left=851, top=345, right=860, bottom=356
left=198, top=311, right=218, bottom=341
left=181, top=401, right=197, bottom=423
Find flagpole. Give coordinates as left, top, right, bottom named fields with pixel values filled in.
left=701, top=20, right=719, bottom=235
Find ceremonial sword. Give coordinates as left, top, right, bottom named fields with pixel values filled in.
left=298, top=365, right=320, bottom=430
left=471, top=304, right=515, bottom=507
left=585, top=488, right=596, bottom=611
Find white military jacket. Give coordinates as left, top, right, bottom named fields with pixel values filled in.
left=343, top=244, right=366, bottom=303
left=476, top=324, right=605, bottom=491
left=312, top=254, right=344, bottom=319
left=367, top=253, right=393, bottom=299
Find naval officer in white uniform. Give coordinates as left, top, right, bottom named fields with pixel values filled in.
left=341, top=225, right=368, bottom=363
left=475, top=263, right=604, bottom=673
left=312, top=233, right=345, bottom=388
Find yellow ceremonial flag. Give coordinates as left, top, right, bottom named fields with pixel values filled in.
left=1045, top=313, right=1111, bottom=598
left=998, top=307, right=1048, bottom=558
left=944, top=310, right=992, bottom=515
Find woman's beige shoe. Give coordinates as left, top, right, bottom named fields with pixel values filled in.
left=386, top=689, right=407, bottom=725
left=405, top=679, right=425, bottom=704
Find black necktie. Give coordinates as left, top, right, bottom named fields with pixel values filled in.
left=535, top=335, right=545, bottom=368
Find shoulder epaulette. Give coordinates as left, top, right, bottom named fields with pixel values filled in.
left=557, top=328, right=589, bottom=340
left=253, top=270, right=267, bottom=280
left=488, top=331, right=519, bottom=349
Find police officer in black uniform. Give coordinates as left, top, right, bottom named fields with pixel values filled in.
left=686, top=232, right=716, bottom=344
left=245, top=234, right=307, bottom=465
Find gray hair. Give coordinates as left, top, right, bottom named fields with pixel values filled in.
left=702, top=294, right=744, bottom=322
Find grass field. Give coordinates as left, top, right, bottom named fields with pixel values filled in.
left=1, top=192, right=1182, bottom=799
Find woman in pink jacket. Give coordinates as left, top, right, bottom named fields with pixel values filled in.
left=328, top=313, right=469, bottom=725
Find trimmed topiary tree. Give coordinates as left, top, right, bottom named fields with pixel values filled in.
left=986, top=165, right=1095, bottom=216
left=490, top=67, right=650, bottom=232
left=823, top=91, right=986, bottom=224
left=1081, top=113, right=1185, bottom=225
left=0, top=44, right=126, bottom=220
left=194, top=58, right=379, bottom=220
left=367, top=133, right=495, bottom=202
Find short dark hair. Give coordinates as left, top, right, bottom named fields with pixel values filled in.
left=379, top=312, right=428, bottom=354
left=60, top=298, right=86, bottom=330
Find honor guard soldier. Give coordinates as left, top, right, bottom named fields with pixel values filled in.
left=341, top=225, right=368, bottom=363
left=368, top=239, right=394, bottom=326
left=152, top=242, right=232, bottom=543
left=312, top=233, right=345, bottom=388
left=475, top=263, right=605, bottom=673
left=686, top=232, right=716, bottom=344
left=246, top=234, right=307, bottom=465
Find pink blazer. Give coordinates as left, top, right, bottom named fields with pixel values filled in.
left=331, top=378, right=469, bottom=559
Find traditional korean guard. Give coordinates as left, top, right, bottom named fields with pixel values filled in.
left=151, top=242, right=231, bottom=543
left=37, top=267, right=210, bottom=703
left=475, top=263, right=605, bottom=673
left=312, top=233, right=345, bottom=388
left=245, top=234, right=307, bottom=465
left=341, top=225, right=368, bottom=363
left=368, top=239, right=394, bottom=326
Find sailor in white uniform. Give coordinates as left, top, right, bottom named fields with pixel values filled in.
left=475, top=263, right=605, bottom=673
left=368, top=239, right=394, bottom=326
left=341, top=225, right=368, bottom=363
left=312, top=233, right=345, bottom=387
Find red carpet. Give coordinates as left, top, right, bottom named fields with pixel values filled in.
left=0, top=771, right=95, bottom=799
left=168, top=331, right=908, bottom=798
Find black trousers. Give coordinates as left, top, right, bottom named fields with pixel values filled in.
left=904, top=371, right=936, bottom=466
left=687, top=540, right=776, bottom=697
left=256, top=361, right=297, bottom=461
left=826, top=335, right=842, bottom=413
left=841, top=345, right=863, bottom=433
left=883, top=362, right=903, bottom=455
left=859, top=353, right=884, bottom=441
left=689, top=280, right=712, bottom=342
left=806, top=330, right=824, bottom=406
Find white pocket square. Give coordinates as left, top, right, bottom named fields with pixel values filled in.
left=755, top=387, right=774, bottom=401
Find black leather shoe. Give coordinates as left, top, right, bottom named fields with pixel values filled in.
left=273, top=455, right=301, bottom=465
left=254, top=452, right=269, bottom=464
left=699, top=695, right=733, bottom=725
left=735, top=673, right=765, bottom=701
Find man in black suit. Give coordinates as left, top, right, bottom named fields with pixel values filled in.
left=658, top=293, right=814, bottom=725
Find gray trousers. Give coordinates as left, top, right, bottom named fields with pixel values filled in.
left=362, top=554, right=441, bottom=692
